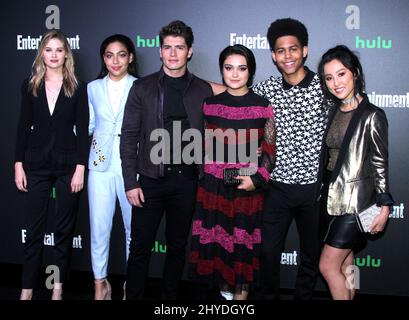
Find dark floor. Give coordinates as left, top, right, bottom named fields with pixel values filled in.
left=0, top=263, right=407, bottom=301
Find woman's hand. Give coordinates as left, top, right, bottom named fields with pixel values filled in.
left=71, top=165, right=85, bottom=193
left=236, top=176, right=256, bottom=191
left=369, top=205, right=390, bottom=234
left=257, top=147, right=262, bottom=157
left=15, top=162, right=28, bottom=192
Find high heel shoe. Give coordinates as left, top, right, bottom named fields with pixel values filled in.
left=51, top=288, right=63, bottom=300
left=51, top=283, right=63, bottom=300
left=20, top=289, right=33, bottom=300
left=122, top=281, right=126, bottom=300
left=94, top=278, right=112, bottom=300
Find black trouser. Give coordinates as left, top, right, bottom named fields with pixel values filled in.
left=126, top=165, right=198, bottom=300
left=260, top=181, right=320, bottom=300
left=22, top=166, right=79, bottom=289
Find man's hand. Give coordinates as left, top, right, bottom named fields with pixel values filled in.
left=126, top=188, right=145, bottom=207
left=208, top=81, right=227, bottom=95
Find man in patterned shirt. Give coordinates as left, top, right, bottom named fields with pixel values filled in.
left=252, top=18, right=327, bottom=300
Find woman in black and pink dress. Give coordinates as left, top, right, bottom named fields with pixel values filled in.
left=189, top=44, right=276, bottom=300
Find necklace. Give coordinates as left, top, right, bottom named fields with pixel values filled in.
left=340, top=93, right=362, bottom=112
left=340, top=95, right=359, bottom=112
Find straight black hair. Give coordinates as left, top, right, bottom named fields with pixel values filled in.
left=318, top=45, right=365, bottom=103
left=219, top=44, right=256, bottom=87
left=97, top=34, right=138, bottom=79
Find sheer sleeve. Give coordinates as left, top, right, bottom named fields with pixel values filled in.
left=250, top=105, right=276, bottom=188
left=261, top=109, right=276, bottom=173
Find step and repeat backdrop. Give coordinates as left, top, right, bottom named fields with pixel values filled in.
left=0, top=0, right=408, bottom=296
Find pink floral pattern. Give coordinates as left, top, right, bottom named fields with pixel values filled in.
left=203, top=103, right=273, bottom=120
left=191, top=220, right=261, bottom=253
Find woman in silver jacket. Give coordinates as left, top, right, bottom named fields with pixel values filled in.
left=317, top=45, right=394, bottom=300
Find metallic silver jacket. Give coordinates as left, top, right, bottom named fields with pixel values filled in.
left=327, top=97, right=394, bottom=215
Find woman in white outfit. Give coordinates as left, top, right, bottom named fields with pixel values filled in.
left=87, top=34, right=138, bottom=300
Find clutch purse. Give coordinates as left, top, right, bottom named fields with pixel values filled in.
left=223, top=167, right=257, bottom=186
left=355, top=204, right=381, bottom=233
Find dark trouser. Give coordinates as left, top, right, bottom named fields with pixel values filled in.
left=260, top=181, right=320, bottom=300
left=22, top=167, right=79, bottom=289
left=126, top=165, right=198, bottom=300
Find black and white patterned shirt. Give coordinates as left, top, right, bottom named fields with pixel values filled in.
left=252, top=69, right=327, bottom=185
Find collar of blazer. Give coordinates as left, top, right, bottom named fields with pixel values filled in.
left=329, top=94, right=370, bottom=182
left=157, top=66, right=200, bottom=124
left=40, top=84, right=63, bottom=117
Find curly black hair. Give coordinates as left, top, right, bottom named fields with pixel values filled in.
left=267, top=18, right=308, bottom=51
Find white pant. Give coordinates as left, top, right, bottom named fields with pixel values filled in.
left=88, top=160, right=132, bottom=280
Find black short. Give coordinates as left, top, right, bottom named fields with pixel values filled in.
left=324, top=214, right=364, bottom=249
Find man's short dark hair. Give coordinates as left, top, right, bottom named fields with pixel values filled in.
left=159, top=20, right=194, bottom=48
left=267, top=18, right=308, bottom=51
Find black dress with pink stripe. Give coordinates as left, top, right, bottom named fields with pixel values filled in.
left=189, top=90, right=276, bottom=293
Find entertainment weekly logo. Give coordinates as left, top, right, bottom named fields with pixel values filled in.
left=390, top=203, right=405, bottom=219
left=281, top=251, right=298, bottom=266
left=229, top=33, right=270, bottom=50
left=16, top=34, right=81, bottom=50
left=368, top=92, right=409, bottom=109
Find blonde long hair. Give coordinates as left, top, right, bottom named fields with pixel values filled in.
left=29, top=30, right=78, bottom=97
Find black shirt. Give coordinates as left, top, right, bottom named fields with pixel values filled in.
left=163, top=73, right=191, bottom=165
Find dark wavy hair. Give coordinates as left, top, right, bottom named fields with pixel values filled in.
left=318, top=45, right=365, bottom=103
left=219, top=44, right=256, bottom=87
left=267, top=18, right=308, bottom=51
left=159, top=20, right=194, bottom=48
left=97, top=34, right=138, bottom=79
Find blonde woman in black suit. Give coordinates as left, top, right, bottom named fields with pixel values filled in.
left=14, top=30, right=89, bottom=300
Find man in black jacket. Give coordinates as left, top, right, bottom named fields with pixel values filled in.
left=120, top=20, right=212, bottom=299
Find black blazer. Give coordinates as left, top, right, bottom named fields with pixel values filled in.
left=120, top=68, right=213, bottom=191
left=15, top=78, right=89, bottom=169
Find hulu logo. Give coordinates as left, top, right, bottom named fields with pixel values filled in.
left=151, top=240, right=167, bottom=253
left=136, top=35, right=160, bottom=48
left=354, top=255, right=381, bottom=268
left=355, top=35, right=392, bottom=49
left=50, top=187, right=56, bottom=199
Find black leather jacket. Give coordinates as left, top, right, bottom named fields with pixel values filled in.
left=120, top=68, right=212, bottom=191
